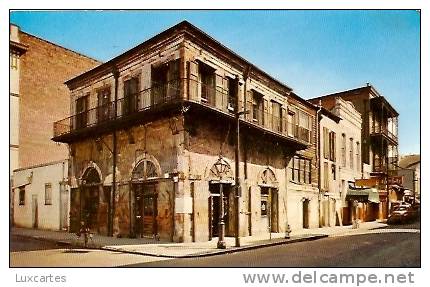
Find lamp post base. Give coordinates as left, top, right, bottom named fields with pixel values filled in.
left=217, top=240, right=227, bottom=249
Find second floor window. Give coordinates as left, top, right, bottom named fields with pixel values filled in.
left=124, top=77, right=140, bottom=115
left=341, top=133, right=346, bottom=167
left=75, top=95, right=89, bottom=129
left=298, top=111, right=312, bottom=142
left=356, top=141, right=360, bottom=172
left=349, top=137, right=354, bottom=169
left=272, top=101, right=282, bottom=132
left=227, top=77, right=238, bottom=112
left=329, top=131, right=336, bottom=162
left=97, top=87, right=111, bottom=122
left=252, top=91, right=264, bottom=124
left=199, top=64, right=215, bottom=103
left=10, top=52, right=18, bottom=70
left=290, top=156, right=311, bottom=184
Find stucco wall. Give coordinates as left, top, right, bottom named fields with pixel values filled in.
left=13, top=160, right=69, bottom=230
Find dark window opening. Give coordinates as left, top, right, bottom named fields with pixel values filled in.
left=123, top=76, right=140, bottom=115
left=97, top=87, right=112, bottom=123
left=252, top=91, right=264, bottom=124
left=227, top=77, right=238, bottom=112
left=199, top=63, right=215, bottom=103
left=75, top=95, right=89, bottom=129
left=19, top=186, right=25, bottom=205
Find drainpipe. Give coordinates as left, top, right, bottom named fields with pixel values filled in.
left=111, top=67, right=119, bottom=237
left=316, top=101, right=323, bottom=228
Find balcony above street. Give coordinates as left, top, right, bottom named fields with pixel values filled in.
left=52, top=78, right=312, bottom=148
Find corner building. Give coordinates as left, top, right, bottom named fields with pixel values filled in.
left=53, top=21, right=318, bottom=242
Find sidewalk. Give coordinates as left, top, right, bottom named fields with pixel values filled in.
left=11, top=221, right=389, bottom=258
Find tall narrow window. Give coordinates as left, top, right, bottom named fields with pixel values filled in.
left=323, top=162, right=329, bottom=190
left=199, top=63, right=215, bottom=103
left=299, top=111, right=311, bottom=142
left=272, top=101, right=282, bottom=132
left=323, top=127, right=329, bottom=159
left=97, top=87, right=111, bottom=123
left=227, top=77, right=237, bottom=112
left=349, top=138, right=354, bottom=169
left=152, top=63, right=168, bottom=105
left=45, top=183, right=52, bottom=205
left=19, top=186, right=25, bottom=205
left=75, top=95, right=89, bottom=129
left=356, top=142, right=360, bottom=172
left=123, top=76, right=140, bottom=115
left=329, top=131, right=336, bottom=162
left=252, top=91, right=264, bottom=124
left=287, top=111, right=296, bottom=137
left=341, top=133, right=346, bottom=167
left=10, top=52, right=18, bottom=70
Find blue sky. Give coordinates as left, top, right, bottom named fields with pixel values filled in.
left=10, top=10, right=420, bottom=154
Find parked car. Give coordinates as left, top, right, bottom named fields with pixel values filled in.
left=387, top=204, right=418, bottom=224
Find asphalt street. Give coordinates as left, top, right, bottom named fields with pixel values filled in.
left=126, top=220, right=421, bottom=267
left=10, top=220, right=420, bottom=267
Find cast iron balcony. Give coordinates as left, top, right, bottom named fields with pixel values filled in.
left=370, top=124, right=398, bottom=144
left=53, top=78, right=312, bottom=146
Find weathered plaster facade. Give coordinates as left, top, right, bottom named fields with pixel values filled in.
left=54, top=21, right=318, bottom=242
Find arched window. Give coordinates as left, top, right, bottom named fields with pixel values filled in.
left=82, top=167, right=101, bottom=185
left=132, top=159, right=159, bottom=181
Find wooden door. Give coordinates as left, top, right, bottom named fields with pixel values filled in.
left=143, top=194, right=157, bottom=236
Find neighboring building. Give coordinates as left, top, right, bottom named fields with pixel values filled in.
left=330, top=98, right=366, bottom=224
left=10, top=24, right=100, bottom=229
left=12, top=160, right=69, bottom=230
left=52, top=21, right=318, bottom=242
left=10, top=24, right=100, bottom=170
left=309, top=84, right=399, bottom=219
left=317, top=106, right=341, bottom=227
left=398, top=154, right=420, bottom=200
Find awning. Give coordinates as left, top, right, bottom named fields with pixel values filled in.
left=346, top=187, right=380, bottom=203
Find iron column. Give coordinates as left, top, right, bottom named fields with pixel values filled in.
left=217, top=183, right=226, bottom=249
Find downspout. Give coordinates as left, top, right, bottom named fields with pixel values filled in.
left=111, top=67, right=119, bottom=237
left=316, top=101, right=323, bottom=228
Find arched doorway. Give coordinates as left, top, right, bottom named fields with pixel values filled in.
left=207, top=157, right=234, bottom=239
left=81, top=167, right=102, bottom=232
left=131, top=158, right=160, bottom=238
left=259, top=168, right=279, bottom=233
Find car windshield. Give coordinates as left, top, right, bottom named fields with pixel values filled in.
left=396, top=207, right=408, bottom=211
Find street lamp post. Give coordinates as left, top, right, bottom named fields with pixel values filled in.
left=217, top=184, right=226, bottom=249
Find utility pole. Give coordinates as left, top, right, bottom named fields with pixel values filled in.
left=235, top=109, right=241, bottom=247
left=234, top=68, right=250, bottom=247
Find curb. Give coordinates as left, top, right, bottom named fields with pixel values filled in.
left=100, top=235, right=328, bottom=258
left=13, top=232, right=327, bottom=258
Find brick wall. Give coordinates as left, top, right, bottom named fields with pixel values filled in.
left=18, top=32, right=100, bottom=168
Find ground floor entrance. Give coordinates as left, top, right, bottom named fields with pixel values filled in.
left=208, top=183, right=231, bottom=240
left=133, top=183, right=158, bottom=238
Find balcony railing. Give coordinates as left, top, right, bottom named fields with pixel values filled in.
left=54, top=78, right=312, bottom=145
left=370, top=124, right=398, bottom=143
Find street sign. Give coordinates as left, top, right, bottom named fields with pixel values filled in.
left=355, top=178, right=381, bottom=187
left=388, top=176, right=403, bottom=185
